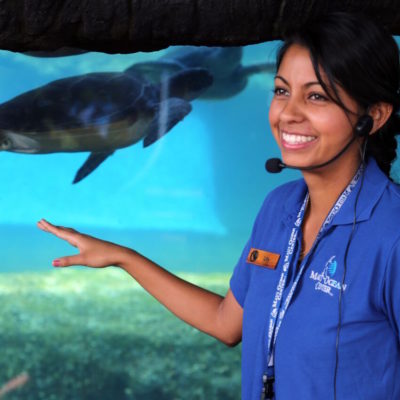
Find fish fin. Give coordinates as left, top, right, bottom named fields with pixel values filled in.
left=73, top=151, right=114, bottom=184
left=166, top=68, right=213, bottom=101
left=143, top=98, right=191, bottom=147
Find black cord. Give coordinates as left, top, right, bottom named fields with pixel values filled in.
left=333, top=139, right=368, bottom=400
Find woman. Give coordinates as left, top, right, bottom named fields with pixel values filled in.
left=38, top=12, right=400, bottom=399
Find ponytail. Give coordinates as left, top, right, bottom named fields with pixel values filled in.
left=366, top=113, right=400, bottom=179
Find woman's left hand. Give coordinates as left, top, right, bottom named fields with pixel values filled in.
left=37, top=218, right=131, bottom=268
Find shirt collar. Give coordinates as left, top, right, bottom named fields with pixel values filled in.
left=283, top=157, right=389, bottom=227
left=332, top=157, right=388, bottom=225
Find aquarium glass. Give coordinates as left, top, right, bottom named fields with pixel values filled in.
left=1, top=39, right=399, bottom=399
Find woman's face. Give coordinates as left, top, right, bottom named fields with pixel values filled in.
left=269, top=44, right=361, bottom=171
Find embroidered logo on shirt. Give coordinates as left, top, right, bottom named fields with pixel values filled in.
left=246, top=248, right=280, bottom=269
left=309, top=256, right=347, bottom=296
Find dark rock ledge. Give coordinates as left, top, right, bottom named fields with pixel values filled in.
left=0, top=0, right=399, bottom=54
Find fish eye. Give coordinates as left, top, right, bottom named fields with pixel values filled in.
left=0, top=138, right=11, bottom=150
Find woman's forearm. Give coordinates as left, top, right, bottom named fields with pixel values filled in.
left=118, top=249, right=241, bottom=346
left=37, top=219, right=243, bottom=346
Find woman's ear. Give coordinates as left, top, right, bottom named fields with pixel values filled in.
left=368, top=102, right=393, bottom=134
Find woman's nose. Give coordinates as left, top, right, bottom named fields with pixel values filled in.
left=279, top=96, right=305, bottom=123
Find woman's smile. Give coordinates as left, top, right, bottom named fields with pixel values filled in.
left=281, top=131, right=317, bottom=149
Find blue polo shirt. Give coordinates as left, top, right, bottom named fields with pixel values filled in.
left=230, top=157, right=400, bottom=400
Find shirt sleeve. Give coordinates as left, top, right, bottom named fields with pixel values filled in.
left=230, top=239, right=252, bottom=308
left=229, top=181, right=294, bottom=309
left=382, top=237, right=400, bottom=339
left=229, top=193, right=269, bottom=308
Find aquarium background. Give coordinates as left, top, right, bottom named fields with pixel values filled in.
left=0, top=42, right=302, bottom=275
left=1, top=39, right=399, bottom=399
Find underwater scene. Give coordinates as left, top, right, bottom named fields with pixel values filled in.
left=1, top=41, right=399, bottom=399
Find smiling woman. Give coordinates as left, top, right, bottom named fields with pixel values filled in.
left=231, top=12, right=400, bottom=400
left=269, top=44, right=363, bottom=175
left=36, top=12, right=400, bottom=400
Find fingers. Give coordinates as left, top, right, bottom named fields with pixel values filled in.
left=37, top=219, right=87, bottom=268
left=37, top=219, right=79, bottom=247
left=52, top=255, right=83, bottom=268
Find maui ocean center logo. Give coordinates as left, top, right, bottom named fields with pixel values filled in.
left=309, top=256, right=347, bottom=297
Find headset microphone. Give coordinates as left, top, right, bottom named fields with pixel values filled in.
left=265, top=115, right=373, bottom=174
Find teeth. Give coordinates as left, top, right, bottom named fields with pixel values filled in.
left=282, top=132, right=316, bottom=145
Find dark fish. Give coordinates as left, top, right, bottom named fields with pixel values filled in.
left=0, top=67, right=213, bottom=183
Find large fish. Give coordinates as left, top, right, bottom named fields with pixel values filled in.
left=0, top=67, right=213, bottom=183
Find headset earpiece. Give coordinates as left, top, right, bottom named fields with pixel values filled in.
left=355, top=115, right=374, bottom=137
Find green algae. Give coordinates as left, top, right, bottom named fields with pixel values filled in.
left=0, top=269, right=240, bottom=399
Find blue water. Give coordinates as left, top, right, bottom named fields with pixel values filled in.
left=2, top=41, right=399, bottom=273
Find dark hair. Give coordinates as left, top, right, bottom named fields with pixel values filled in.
left=276, top=12, right=400, bottom=179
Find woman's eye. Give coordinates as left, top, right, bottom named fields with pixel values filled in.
left=273, top=87, right=288, bottom=97
left=309, top=93, right=327, bottom=101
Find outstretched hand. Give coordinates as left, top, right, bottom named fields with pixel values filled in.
left=37, top=219, right=130, bottom=268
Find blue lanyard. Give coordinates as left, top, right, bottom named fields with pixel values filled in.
left=266, top=165, right=364, bottom=369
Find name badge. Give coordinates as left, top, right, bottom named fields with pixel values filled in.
left=247, top=248, right=280, bottom=269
